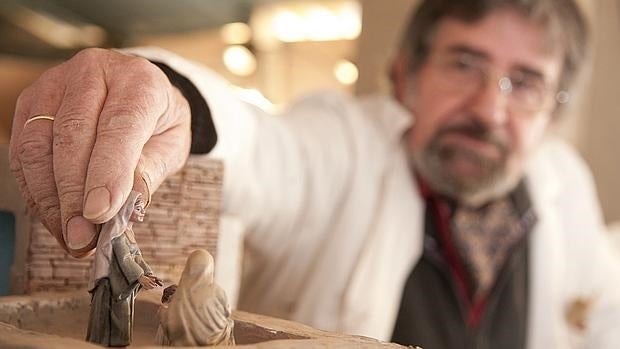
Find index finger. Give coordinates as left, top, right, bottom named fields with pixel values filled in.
left=10, top=72, right=67, bottom=249
left=81, top=58, right=172, bottom=223
left=52, top=60, right=108, bottom=253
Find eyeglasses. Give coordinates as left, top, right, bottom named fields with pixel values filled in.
left=431, top=51, right=567, bottom=114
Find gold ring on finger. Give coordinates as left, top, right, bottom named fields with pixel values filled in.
left=24, top=114, right=55, bottom=128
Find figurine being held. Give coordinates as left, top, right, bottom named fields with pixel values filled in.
left=158, top=249, right=235, bottom=346
left=86, top=191, right=162, bottom=347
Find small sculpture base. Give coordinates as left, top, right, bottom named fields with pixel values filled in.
left=0, top=291, right=409, bottom=348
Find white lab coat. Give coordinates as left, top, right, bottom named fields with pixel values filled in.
left=128, top=47, right=620, bottom=348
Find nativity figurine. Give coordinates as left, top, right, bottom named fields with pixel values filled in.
left=158, top=249, right=235, bottom=346
left=86, top=190, right=162, bottom=347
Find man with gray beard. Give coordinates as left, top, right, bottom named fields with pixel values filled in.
left=9, top=0, right=620, bottom=348
left=414, top=119, right=513, bottom=206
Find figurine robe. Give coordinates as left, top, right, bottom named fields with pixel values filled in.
left=158, top=249, right=235, bottom=346
left=86, top=191, right=157, bottom=347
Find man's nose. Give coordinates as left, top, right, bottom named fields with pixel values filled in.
left=467, top=77, right=510, bottom=127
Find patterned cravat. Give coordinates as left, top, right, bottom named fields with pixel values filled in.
left=451, top=198, right=527, bottom=301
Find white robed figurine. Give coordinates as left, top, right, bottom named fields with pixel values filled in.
left=158, top=249, right=235, bottom=346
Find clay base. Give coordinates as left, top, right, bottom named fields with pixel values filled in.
left=0, top=291, right=408, bottom=348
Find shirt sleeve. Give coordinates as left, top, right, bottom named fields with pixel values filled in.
left=150, top=61, right=216, bottom=155
left=120, top=47, right=364, bottom=253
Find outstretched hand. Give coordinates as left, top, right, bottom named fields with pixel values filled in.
left=9, top=48, right=192, bottom=257
left=139, top=275, right=162, bottom=290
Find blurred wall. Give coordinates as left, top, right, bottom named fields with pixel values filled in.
left=356, top=0, right=415, bottom=95
left=0, top=57, right=54, bottom=144
left=580, top=0, right=620, bottom=223
left=138, top=30, right=356, bottom=106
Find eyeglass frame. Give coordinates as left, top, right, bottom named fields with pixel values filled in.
left=426, top=47, right=569, bottom=114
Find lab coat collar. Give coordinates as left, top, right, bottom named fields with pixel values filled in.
left=362, top=94, right=414, bottom=144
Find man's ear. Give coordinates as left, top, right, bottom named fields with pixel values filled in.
left=390, top=52, right=410, bottom=104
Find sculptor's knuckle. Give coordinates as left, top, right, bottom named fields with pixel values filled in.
left=19, top=137, right=52, bottom=168
left=39, top=63, right=64, bottom=81
left=103, top=102, right=151, bottom=133
left=9, top=147, right=22, bottom=172
left=9, top=161, right=22, bottom=177
left=72, top=75, right=105, bottom=96
left=130, top=56, right=161, bottom=77
left=121, top=61, right=169, bottom=114
left=67, top=48, right=110, bottom=76
left=12, top=171, right=27, bottom=193
left=53, top=116, right=88, bottom=146
left=35, top=188, right=60, bottom=212
left=73, top=47, right=107, bottom=63
left=139, top=88, right=166, bottom=114
left=27, top=199, right=39, bottom=216
left=57, top=112, right=89, bottom=127
left=16, top=86, right=36, bottom=107
left=128, top=59, right=169, bottom=93
left=41, top=209, right=61, bottom=229
left=57, top=183, right=84, bottom=208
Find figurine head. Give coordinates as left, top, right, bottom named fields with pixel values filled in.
left=179, top=249, right=215, bottom=287
left=129, top=195, right=146, bottom=223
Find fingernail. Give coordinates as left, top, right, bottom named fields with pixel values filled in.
left=84, top=187, right=111, bottom=220
left=67, top=216, right=97, bottom=250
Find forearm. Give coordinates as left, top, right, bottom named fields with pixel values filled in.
left=135, top=254, right=154, bottom=275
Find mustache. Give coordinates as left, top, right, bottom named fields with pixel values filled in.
left=434, top=121, right=510, bottom=156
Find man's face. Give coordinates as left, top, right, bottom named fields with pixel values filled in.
left=403, top=8, right=563, bottom=206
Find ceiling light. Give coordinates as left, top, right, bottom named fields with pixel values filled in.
left=223, top=45, right=257, bottom=76
left=272, top=10, right=305, bottom=42
left=334, top=60, right=358, bottom=85
left=252, top=0, right=361, bottom=45
left=220, top=22, right=252, bottom=45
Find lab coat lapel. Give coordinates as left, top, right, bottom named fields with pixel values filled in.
left=340, top=146, right=425, bottom=341
left=525, top=145, right=569, bottom=349
left=337, top=98, right=424, bottom=341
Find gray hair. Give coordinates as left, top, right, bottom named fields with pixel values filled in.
left=396, top=0, right=588, bottom=99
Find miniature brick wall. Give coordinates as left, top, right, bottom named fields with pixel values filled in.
left=26, top=157, right=223, bottom=293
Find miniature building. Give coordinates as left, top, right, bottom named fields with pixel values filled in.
left=0, top=143, right=223, bottom=294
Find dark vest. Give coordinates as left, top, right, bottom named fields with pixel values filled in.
left=391, top=206, right=530, bottom=349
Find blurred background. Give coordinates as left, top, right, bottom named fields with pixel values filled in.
left=0, top=0, right=619, bottom=221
